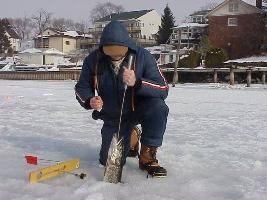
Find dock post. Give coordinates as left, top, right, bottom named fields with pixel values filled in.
left=262, top=71, right=266, bottom=85
left=230, top=66, right=235, bottom=86
left=213, top=69, right=218, bottom=83
left=246, top=68, right=252, bottom=87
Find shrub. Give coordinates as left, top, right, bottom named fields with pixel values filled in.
left=205, top=48, right=228, bottom=68
left=179, top=50, right=201, bottom=68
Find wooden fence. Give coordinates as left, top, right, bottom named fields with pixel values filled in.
left=0, top=67, right=266, bottom=86
left=0, top=70, right=81, bottom=81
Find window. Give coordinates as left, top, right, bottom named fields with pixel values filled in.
left=228, top=18, right=238, bottom=26
left=229, top=3, right=238, bottom=12
left=66, top=41, right=70, bottom=45
left=170, top=55, right=173, bottom=63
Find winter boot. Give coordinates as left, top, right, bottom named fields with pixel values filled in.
left=128, top=126, right=141, bottom=157
left=139, top=145, right=167, bottom=177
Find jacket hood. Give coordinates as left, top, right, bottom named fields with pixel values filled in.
left=99, top=21, right=137, bottom=52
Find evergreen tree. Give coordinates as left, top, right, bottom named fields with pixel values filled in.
left=0, top=19, right=11, bottom=54
left=156, top=4, right=175, bottom=45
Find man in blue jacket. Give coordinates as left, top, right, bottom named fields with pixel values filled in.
left=75, top=21, right=169, bottom=177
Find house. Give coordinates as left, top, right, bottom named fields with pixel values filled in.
left=20, top=39, right=35, bottom=51
left=207, top=0, right=265, bottom=59
left=170, top=23, right=208, bottom=49
left=34, top=28, right=93, bottom=54
left=189, top=9, right=211, bottom=24
left=5, top=27, right=21, bottom=52
left=19, top=48, right=43, bottom=65
left=170, top=8, right=209, bottom=50
left=19, top=47, right=65, bottom=65
left=89, top=9, right=161, bottom=47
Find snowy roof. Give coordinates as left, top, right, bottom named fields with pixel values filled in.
left=96, top=9, right=153, bottom=22
left=78, top=33, right=93, bottom=38
left=224, top=56, right=267, bottom=64
left=5, top=27, right=21, bottom=39
left=174, top=23, right=208, bottom=29
left=36, top=29, right=92, bottom=39
left=63, top=31, right=79, bottom=37
left=189, top=9, right=211, bottom=16
left=43, top=48, right=64, bottom=55
left=19, top=48, right=42, bottom=54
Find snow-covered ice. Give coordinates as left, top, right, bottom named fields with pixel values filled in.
left=0, top=80, right=267, bottom=200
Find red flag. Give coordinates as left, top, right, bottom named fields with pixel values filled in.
left=25, top=155, right=38, bottom=165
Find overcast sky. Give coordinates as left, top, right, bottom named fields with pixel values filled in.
left=0, top=0, right=256, bottom=25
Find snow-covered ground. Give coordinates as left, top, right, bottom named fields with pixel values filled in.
left=0, top=80, right=267, bottom=200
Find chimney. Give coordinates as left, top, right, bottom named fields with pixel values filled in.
left=256, top=0, right=262, bottom=9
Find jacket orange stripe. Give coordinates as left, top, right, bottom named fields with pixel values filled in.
left=142, top=81, right=168, bottom=90
left=75, top=90, right=85, bottom=103
left=142, top=65, right=168, bottom=90
left=157, top=65, right=168, bottom=85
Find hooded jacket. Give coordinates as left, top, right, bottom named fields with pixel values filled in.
left=75, top=21, right=168, bottom=120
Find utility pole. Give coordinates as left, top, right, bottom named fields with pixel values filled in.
left=187, top=26, right=190, bottom=50
left=172, top=29, right=181, bottom=87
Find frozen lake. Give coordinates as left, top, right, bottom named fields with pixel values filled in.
left=0, top=80, right=267, bottom=200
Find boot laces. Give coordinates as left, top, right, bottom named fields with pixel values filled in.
left=148, top=148, right=158, bottom=165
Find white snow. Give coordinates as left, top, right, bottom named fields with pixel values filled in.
left=19, top=48, right=42, bottom=54
left=43, top=48, right=64, bottom=56
left=63, top=31, right=79, bottom=38
left=175, top=23, right=208, bottom=28
left=225, top=56, right=267, bottom=64
left=0, top=81, right=267, bottom=200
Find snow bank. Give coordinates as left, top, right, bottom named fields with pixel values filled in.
left=0, top=81, right=266, bottom=200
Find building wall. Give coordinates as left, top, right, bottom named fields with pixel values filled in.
left=20, top=54, right=43, bottom=65
left=208, top=13, right=264, bottom=59
left=138, top=10, right=161, bottom=39
left=210, top=0, right=261, bottom=16
left=62, top=37, right=77, bottom=53
left=10, top=38, right=20, bottom=52
left=44, top=55, right=63, bottom=65
left=48, top=36, right=77, bottom=53
left=5, top=32, right=20, bottom=52
left=49, top=37, right=63, bottom=52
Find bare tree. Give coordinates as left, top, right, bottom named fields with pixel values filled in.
left=32, top=9, right=52, bottom=48
left=51, top=18, right=89, bottom=33
left=51, top=18, right=68, bottom=31
left=90, top=2, right=124, bottom=23
left=75, top=20, right=90, bottom=34
left=10, top=16, right=35, bottom=39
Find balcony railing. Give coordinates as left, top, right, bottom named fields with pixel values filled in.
left=88, top=27, right=104, bottom=33
left=134, top=38, right=157, bottom=46
left=126, top=26, right=141, bottom=32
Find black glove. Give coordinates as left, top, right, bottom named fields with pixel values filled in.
left=92, top=110, right=102, bottom=120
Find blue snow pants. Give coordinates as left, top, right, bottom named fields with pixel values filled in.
left=98, top=98, right=169, bottom=165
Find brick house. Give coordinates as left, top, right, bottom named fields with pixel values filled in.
left=208, top=0, right=265, bottom=59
